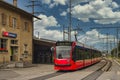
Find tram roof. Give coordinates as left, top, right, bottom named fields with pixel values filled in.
left=55, top=41, right=100, bottom=52
left=76, top=42, right=99, bottom=51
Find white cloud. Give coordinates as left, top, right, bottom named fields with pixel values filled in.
left=34, top=14, right=63, bottom=40
left=34, top=14, right=58, bottom=28
left=42, top=0, right=51, bottom=4
left=71, top=0, right=95, bottom=6
left=71, top=0, right=120, bottom=24
left=111, top=2, right=119, bottom=8
left=34, top=14, right=77, bottom=41
left=60, top=11, right=67, bottom=16
left=41, top=0, right=67, bottom=8
left=53, top=0, right=67, bottom=5
left=49, top=0, right=67, bottom=8
left=77, top=29, right=116, bottom=50
left=34, top=15, right=116, bottom=50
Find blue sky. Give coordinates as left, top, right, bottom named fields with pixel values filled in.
left=4, top=0, right=120, bottom=51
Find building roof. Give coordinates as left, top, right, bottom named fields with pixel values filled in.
left=34, top=37, right=56, bottom=43
left=33, top=38, right=56, bottom=46
left=0, top=0, right=41, bottom=20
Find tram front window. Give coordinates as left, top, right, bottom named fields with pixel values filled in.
left=56, top=46, right=71, bottom=59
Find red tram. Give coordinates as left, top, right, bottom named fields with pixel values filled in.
left=54, top=41, right=101, bottom=71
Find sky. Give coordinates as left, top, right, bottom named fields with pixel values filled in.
left=4, top=0, right=120, bottom=51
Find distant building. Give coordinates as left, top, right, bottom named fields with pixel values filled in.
left=0, top=0, right=38, bottom=63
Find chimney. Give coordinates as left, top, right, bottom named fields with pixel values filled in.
left=13, top=0, right=17, bottom=7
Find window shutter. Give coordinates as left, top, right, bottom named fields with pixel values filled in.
left=28, top=23, right=30, bottom=32
left=9, top=15, right=12, bottom=27
left=23, top=22, right=26, bottom=31
left=1, top=13, right=7, bottom=25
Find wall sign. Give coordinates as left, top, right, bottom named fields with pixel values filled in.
left=2, top=31, right=17, bottom=38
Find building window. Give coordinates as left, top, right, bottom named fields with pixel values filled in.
left=0, top=39, right=7, bottom=49
left=24, top=22, right=29, bottom=31
left=1, top=13, right=7, bottom=25
left=12, top=17, right=17, bottom=29
left=0, top=39, right=7, bottom=53
left=11, top=40, right=18, bottom=45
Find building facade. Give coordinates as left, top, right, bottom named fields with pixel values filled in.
left=0, top=1, right=33, bottom=64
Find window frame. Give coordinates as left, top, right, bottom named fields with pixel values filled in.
left=1, top=13, right=7, bottom=25
left=24, top=22, right=29, bottom=32
left=0, top=39, right=7, bottom=53
left=12, top=17, right=17, bottom=29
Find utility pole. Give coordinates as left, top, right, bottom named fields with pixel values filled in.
left=26, top=0, right=42, bottom=39
left=74, top=30, right=77, bottom=41
left=114, top=37, right=116, bottom=58
left=63, top=0, right=72, bottom=41
left=99, top=34, right=109, bottom=54
left=110, top=41, right=112, bottom=54
left=26, top=0, right=41, bottom=15
left=98, top=33, right=116, bottom=55
left=68, top=0, right=72, bottom=41
left=106, top=33, right=109, bottom=54
left=63, top=25, right=65, bottom=41
left=116, top=28, right=119, bottom=58
left=91, top=26, right=120, bottom=58
left=73, top=29, right=78, bottom=41
left=63, top=25, right=69, bottom=41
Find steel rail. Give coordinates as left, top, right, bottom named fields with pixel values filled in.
left=30, top=71, right=66, bottom=80
left=81, top=59, right=112, bottom=80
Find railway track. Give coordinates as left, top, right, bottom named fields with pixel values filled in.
left=30, top=59, right=111, bottom=80
left=81, top=59, right=112, bottom=80
left=30, top=71, right=66, bottom=80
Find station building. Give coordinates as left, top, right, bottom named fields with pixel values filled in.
left=0, top=0, right=37, bottom=64
left=33, top=38, right=56, bottom=64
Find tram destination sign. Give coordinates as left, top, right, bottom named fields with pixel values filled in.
left=56, top=42, right=72, bottom=46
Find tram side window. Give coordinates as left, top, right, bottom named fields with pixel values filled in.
left=82, top=49, right=86, bottom=59
left=72, top=47, right=77, bottom=61
left=81, top=49, right=84, bottom=60
left=80, top=49, right=84, bottom=60
left=76, top=47, right=79, bottom=60
left=90, top=50, right=92, bottom=59
left=88, top=50, right=91, bottom=59
left=79, top=50, right=82, bottom=60
left=93, top=51, right=95, bottom=58
left=97, top=52, right=101, bottom=57
left=95, top=51, right=98, bottom=58
left=96, top=51, right=98, bottom=58
left=86, top=50, right=89, bottom=59
left=99, top=52, right=101, bottom=57
left=73, top=46, right=86, bottom=61
left=77, top=48, right=84, bottom=60
left=95, top=51, right=97, bottom=58
left=85, top=49, right=91, bottom=59
left=85, top=49, right=88, bottom=59
left=91, top=50, right=94, bottom=58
